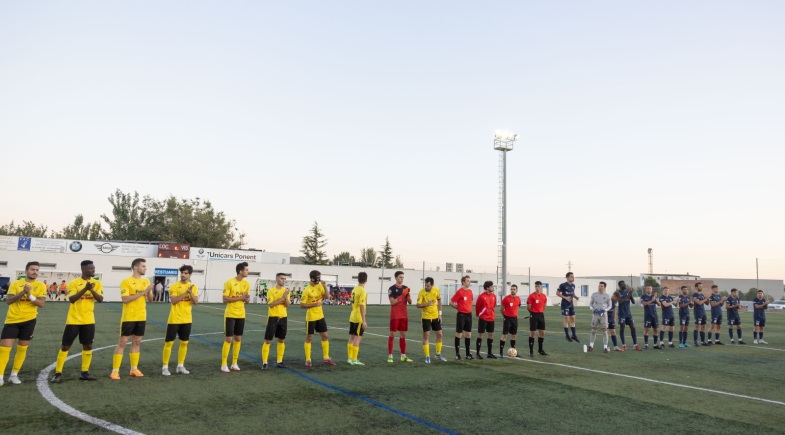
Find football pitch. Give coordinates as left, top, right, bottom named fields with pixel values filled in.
left=1, top=302, right=783, bottom=434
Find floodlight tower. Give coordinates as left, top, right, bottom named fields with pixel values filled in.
left=494, top=130, right=517, bottom=298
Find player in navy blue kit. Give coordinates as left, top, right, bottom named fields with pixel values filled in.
left=608, top=290, right=621, bottom=351
left=615, top=281, right=639, bottom=351
left=556, top=272, right=580, bottom=343
left=692, top=282, right=709, bottom=346
left=752, top=290, right=769, bottom=344
left=640, top=286, right=660, bottom=350
left=677, top=286, right=693, bottom=348
left=708, top=285, right=727, bottom=345
left=658, top=287, right=676, bottom=348
left=725, top=288, right=744, bottom=344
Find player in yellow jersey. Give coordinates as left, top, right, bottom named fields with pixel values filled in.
left=347, top=272, right=368, bottom=366
left=416, top=277, right=447, bottom=363
left=0, top=261, right=46, bottom=386
left=50, top=260, right=104, bottom=383
left=222, top=262, right=250, bottom=373
left=262, top=273, right=290, bottom=370
left=300, top=270, right=335, bottom=367
left=162, top=265, right=199, bottom=376
left=110, top=258, right=154, bottom=380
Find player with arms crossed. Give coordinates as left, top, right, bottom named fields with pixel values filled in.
left=262, top=273, right=290, bottom=370
left=51, top=260, right=104, bottom=383
left=348, top=273, right=368, bottom=365
left=0, top=262, right=46, bottom=386
left=387, top=271, right=412, bottom=363
left=475, top=280, right=498, bottom=359
left=725, top=288, right=744, bottom=344
left=615, top=281, right=640, bottom=351
left=658, top=287, right=676, bottom=348
left=416, top=277, right=447, bottom=363
left=527, top=281, right=549, bottom=357
left=692, top=282, right=709, bottom=346
left=111, top=258, right=154, bottom=380
left=499, top=284, right=522, bottom=358
left=450, top=275, right=474, bottom=360
left=163, top=265, right=198, bottom=376
left=640, top=286, right=661, bottom=350
left=752, top=290, right=769, bottom=344
left=300, top=270, right=335, bottom=366
left=588, top=281, right=612, bottom=353
left=556, top=272, right=580, bottom=342
left=708, top=285, right=727, bottom=345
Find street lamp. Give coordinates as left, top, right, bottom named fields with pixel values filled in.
left=494, top=130, right=517, bottom=298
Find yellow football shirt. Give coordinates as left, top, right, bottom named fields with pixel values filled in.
left=349, top=285, right=366, bottom=323
left=4, top=279, right=47, bottom=324
left=267, top=286, right=289, bottom=318
left=224, top=278, right=249, bottom=319
left=66, top=277, right=103, bottom=325
left=301, top=283, right=326, bottom=322
left=417, top=287, right=441, bottom=320
left=120, top=276, right=150, bottom=322
left=168, top=281, right=198, bottom=324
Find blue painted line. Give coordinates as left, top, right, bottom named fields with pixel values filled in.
left=102, top=304, right=458, bottom=434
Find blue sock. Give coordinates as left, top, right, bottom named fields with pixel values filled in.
left=611, top=335, right=618, bottom=346
left=659, top=331, right=665, bottom=342
left=668, top=331, right=673, bottom=342
left=700, top=332, right=705, bottom=342
left=570, top=327, right=576, bottom=337
left=729, top=329, right=734, bottom=340
left=693, top=330, right=698, bottom=342
left=760, top=332, right=764, bottom=340
left=737, top=329, right=742, bottom=339
left=630, top=329, right=637, bottom=345
left=564, top=327, right=570, bottom=338
left=644, top=335, right=649, bottom=345
left=715, top=333, right=720, bottom=341
left=754, top=331, right=758, bottom=339
left=620, top=330, right=626, bottom=345
left=653, top=334, right=658, bottom=345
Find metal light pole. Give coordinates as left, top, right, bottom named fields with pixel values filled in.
left=494, top=130, right=517, bottom=298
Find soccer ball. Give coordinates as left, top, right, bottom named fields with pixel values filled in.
left=507, top=347, right=518, bottom=357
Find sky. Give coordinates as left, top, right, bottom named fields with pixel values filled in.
left=1, top=1, right=784, bottom=280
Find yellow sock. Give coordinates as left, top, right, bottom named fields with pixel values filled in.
left=276, top=342, right=285, bottom=363
left=322, top=340, right=330, bottom=360
left=177, top=341, right=188, bottom=366
left=423, top=344, right=430, bottom=357
left=129, top=352, right=140, bottom=369
left=262, top=343, right=271, bottom=364
left=221, top=342, right=230, bottom=366
left=81, top=350, right=92, bottom=372
left=112, top=353, right=122, bottom=371
left=347, top=342, right=353, bottom=360
left=163, top=341, right=174, bottom=366
left=304, top=342, right=312, bottom=361
left=12, top=345, right=28, bottom=372
left=436, top=342, right=443, bottom=355
left=55, top=349, right=69, bottom=373
left=232, top=341, right=241, bottom=365
left=353, top=345, right=360, bottom=360
left=0, top=346, right=10, bottom=375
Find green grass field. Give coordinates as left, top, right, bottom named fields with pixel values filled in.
left=1, top=301, right=783, bottom=434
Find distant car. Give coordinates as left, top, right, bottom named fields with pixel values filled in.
left=769, top=300, right=785, bottom=310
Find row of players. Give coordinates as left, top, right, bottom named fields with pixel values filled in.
left=0, top=262, right=773, bottom=385
left=559, top=274, right=772, bottom=353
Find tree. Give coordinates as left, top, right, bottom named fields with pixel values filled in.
left=300, top=222, right=328, bottom=265
left=100, top=190, right=161, bottom=240
left=394, top=255, right=404, bottom=269
left=157, top=196, right=245, bottom=248
left=743, top=288, right=760, bottom=301
left=53, top=214, right=102, bottom=240
left=333, top=251, right=355, bottom=265
left=0, top=221, right=49, bottom=238
left=359, top=247, right=377, bottom=267
left=377, top=237, right=394, bottom=269
left=643, top=276, right=660, bottom=288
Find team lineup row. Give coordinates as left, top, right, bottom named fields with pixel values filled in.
left=0, top=262, right=774, bottom=386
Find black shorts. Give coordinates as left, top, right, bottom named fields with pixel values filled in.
left=306, top=318, right=328, bottom=335
left=120, top=321, right=146, bottom=337
left=529, top=313, right=545, bottom=331
left=349, top=322, right=365, bottom=336
left=165, top=323, right=192, bottom=342
left=455, top=312, right=472, bottom=333
left=422, top=318, right=442, bottom=332
left=264, top=317, right=288, bottom=341
left=502, top=316, right=518, bottom=335
left=225, top=317, right=245, bottom=337
left=62, top=324, right=95, bottom=346
left=478, top=319, right=495, bottom=334
left=1, top=319, right=37, bottom=341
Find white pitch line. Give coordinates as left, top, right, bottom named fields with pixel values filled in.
left=37, top=331, right=231, bottom=435
left=198, top=305, right=785, bottom=405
